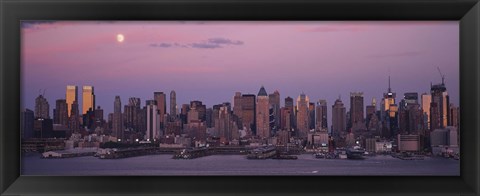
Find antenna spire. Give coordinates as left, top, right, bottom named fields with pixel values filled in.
left=388, top=76, right=391, bottom=93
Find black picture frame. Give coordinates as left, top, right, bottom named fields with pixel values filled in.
left=1, top=0, right=479, bottom=195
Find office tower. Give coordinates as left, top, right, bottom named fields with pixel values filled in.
left=315, top=100, right=328, bottom=131
left=308, top=102, right=315, bottom=130
left=124, top=97, right=141, bottom=131
left=217, top=104, right=233, bottom=141
left=331, top=98, right=346, bottom=137
left=54, top=99, right=68, bottom=126
left=35, top=94, right=50, bottom=119
left=66, top=85, right=78, bottom=117
left=256, top=86, right=270, bottom=138
left=281, top=107, right=292, bottom=131
left=94, top=106, right=104, bottom=128
left=365, top=98, right=376, bottom=127
left=349, top=92, right=364, bottom=131
left=154, top=92, right=167, bottom=128
left=180, top=104, right=190, bottom=125
left=21, top=109, right=34, bottom=139
left=190, top=101, right=207, bottom=122
left=82, top=108, right=95, bottom=130
left=269, top=90, right=281, bottom=134
left=296, top=92, right=309, bottom=138
left=399, top=93, right=423, bottom=134
left=34, top=118, right=53, bottom=138
left=113, top=96, right=123, bottom=141
left=187, top=107, right=200, bottom=123
left=68, top=100, right=80, bottom=132
left=233, top=92, right=243, bottom=128
left=430, top=80, right=450, bottom=129
left=241, top=94, right=256, bottom=133
left=449, top=103, right=459, bottom=128
left=206, top=108, right=213, bottom=128
left=170, top=90, right=177, bottom=116
left=146, top=100, right=159, bottom=141
left=82, top=86, right=95, bottom=115
left=421, top=93, right=432, bottom=129
left=285, top=96, right=295, bottom=129
left=381, top=76, right=398, bottom=138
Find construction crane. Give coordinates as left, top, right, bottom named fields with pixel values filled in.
left=437, top=67, right=445, bottom=85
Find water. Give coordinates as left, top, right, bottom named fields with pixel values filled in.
left=22, top=153, right=460, bottom=176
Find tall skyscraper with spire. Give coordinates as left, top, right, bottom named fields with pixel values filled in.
left=382, top=76, right=399, bottom=138
left=256, top=86, right=270, bottom=138
left=66, top=85, right=78, bottom=117
left=82, top=86, right=95, bottom=115
left=170, top=90, right=177, bottom=116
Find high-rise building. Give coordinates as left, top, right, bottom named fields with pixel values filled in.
left=82, top=86, right=95, bottom=115
left=382, top=76, right=398, bottom=138
left=170, top=90, right=177, bottom=116
left=256, top=86, right=270, bottom=138
left=54, top=99, right=68, bottom=126
left=365, top=98, right=376, bottom=127
left=430, top=81, right=449, bottom=129
left=21, top=109, right=34, bottom=139
left=449, top=103, right=459, bottom=128
left=217, top=104, right=233, bottom=141
left=315, top=100, right=328, bottom=131
left=331, top=98, right=346, bottom=137
left=284, top=96, right=295, bottom=129
left=233, top=92, right=243, bottom=128
left=146, top=100, right=159, bottom=141
left=269, top=90, right=281, bottom=134
left=349, top=92, right=364, bottom=131
left=113, top=96, right=123, bottom=141
left=383, top=77, right=396, bottom=112
left=94, top=106, right=104, bottom=128
left=66, top=85, right=78, bottom=118
left=280, top=107, right=292, bottom=131
left=124, top=97, right=141, bottom=131
left=68, top=100, right=80, bottom=133
left=190, top=101, right=206, bottom=122
left=421, top=93, right=432, bottom=130
left=35, top=94, right=50, bottom=119
left=296, top=92, right=309, bottom=138
left=241, top=94, right=256, bottom=133
left=154, top=92, right=167, bottom=128
left=399, top=92, right=423, bottom=134
left=308, top=102, right=315, bottom=130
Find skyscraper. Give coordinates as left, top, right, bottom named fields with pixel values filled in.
left=35, top=94, right=50, bottom=119
left=241, top=94, right=256, bottom=133
left=68, top=100, right=80, bottom=132
left=82, top=86, right=95, bottom=115
left=256, top=86, right=270, bottom=138
left=233, top=92, right=243, bottom=128
left=332, top=98, right=346, bottom=137
left=430, top=80, right=450, bottom=129
left=296, top=92, right=309, bottom=138
left=308, top=102, right=315, bottom=130
left=349, top=92, right=364, bottom=131
left=269, top=90, right=281, bottom=134
left=54, top=99, right=68, bottom=126
left=421, top=93, right=432, bottom=130
left=124, top=97, right=141, bottom=131
left=170, top=90, right=177, bottom=116
left=21, top=109, right=34, bottom=139
left=365, top=98, right=376, bottom=127
left=285, top=96, right=295, bottom=130
left=146, top=100, right=159, bottom=141
left=315, top=99, right=328, bottom=131
left=113, top=96, right=123, bottom=141
left=154, top=92, right=167, bottom=128
left=190, top=101, right=207, bottom=122
left=66, top=85, right=78, bottom=118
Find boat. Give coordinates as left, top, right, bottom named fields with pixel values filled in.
left=346, top=146, right=365, bottom=160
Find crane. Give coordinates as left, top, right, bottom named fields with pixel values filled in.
left=437, top=67, right=445, bottom=85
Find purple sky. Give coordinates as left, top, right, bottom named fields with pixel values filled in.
left=21, top=21, right=459, bottom=120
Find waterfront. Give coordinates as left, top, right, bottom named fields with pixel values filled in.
left=22, top=153, right=460, bottom=176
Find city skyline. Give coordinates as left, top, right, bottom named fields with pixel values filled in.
left=21, top=21, right=459, bottom=118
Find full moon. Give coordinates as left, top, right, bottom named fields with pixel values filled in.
left=116, top=34, right=124, bottom=43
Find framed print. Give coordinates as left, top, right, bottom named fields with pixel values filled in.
left=1, top=0, right=479, bottom=195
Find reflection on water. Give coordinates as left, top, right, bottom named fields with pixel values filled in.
left=21, top=153, right=460, bottom=176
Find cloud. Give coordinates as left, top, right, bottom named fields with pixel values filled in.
left=149, top=37, right=244, bottom=49
left=366, top=51, right=423, bottom=58
left=207, top=38, right=243, bottom=45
